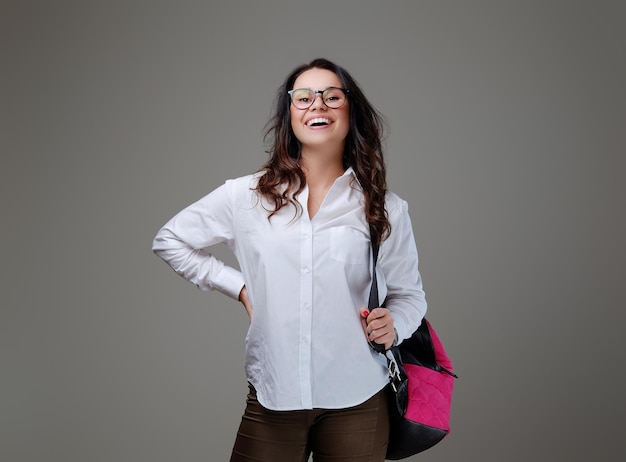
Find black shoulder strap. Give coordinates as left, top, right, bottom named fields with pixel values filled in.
left=367, top=226, right=386, bottom=353
left=368, top=225, right=380, bottom=310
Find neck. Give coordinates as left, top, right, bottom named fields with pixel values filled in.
left=300, top=151, right=345, bottom=220
left=300, top=140, right=345, bottom=178
left=300, top=153, right=345, bottom=188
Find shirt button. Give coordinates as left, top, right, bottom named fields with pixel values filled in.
left=303, top=302, right=310, bottom=310
left=303, top=267, right=311, bottom=273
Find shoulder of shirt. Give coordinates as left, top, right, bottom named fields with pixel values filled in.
left=384, top=190, right=409, bottom=215
left=222, top=171, right=265, bottom=191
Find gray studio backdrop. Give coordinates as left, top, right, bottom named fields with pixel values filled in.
left=2, top=1, right=625, bottom=461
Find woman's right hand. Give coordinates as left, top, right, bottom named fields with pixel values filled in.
left=239, top=286, right=253, bottom=321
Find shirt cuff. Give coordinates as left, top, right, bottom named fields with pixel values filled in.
left=392, top=328, right=399, bottom=347
left=211, top=265, right=245, bottom=300
left=393, top=319, right=412, bottom=345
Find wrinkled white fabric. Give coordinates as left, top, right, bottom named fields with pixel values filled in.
left=152, top=168, right=426, bottom=410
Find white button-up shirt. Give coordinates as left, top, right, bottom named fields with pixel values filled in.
left=152, top=168, right=426, bottom=411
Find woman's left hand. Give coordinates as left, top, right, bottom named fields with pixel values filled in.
left=361, top=307, right=396, bottom=350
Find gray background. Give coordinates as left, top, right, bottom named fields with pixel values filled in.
left=2, top=1, right=625, bottom=461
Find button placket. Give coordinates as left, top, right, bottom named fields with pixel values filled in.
left=298, top=218, right=314, bottom=408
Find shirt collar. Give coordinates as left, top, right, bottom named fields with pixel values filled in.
left=340, top=166, right=362, bottom=190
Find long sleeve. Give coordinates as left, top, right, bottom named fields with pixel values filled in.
left=152, top=181, right=245, bottom=300
left=379, top=197, right=427, bottom=344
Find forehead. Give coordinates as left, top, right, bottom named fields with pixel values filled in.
left=292, top=68, right=342, bottom=90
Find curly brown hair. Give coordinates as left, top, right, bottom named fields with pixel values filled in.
left=256, top=58, right=390, bottom=244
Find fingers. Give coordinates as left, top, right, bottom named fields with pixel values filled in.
left=361, top=307, right=395, bottom=350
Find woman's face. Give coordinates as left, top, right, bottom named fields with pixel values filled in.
left=289, top=68, right=350, bottom=151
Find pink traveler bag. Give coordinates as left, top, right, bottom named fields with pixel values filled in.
left=368, top=232, right=458, bottom=459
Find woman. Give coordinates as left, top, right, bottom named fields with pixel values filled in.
left=152, top=58, right=427, bottom=461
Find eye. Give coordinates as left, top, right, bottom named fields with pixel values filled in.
left=324, top=88, right=344, bottom=101
left=292, top=89, right=313, bottom=103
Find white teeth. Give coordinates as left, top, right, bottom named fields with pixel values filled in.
left=307, top=118, right=331, bottom=126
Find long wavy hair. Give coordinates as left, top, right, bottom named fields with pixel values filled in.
left=256, top=58, right=391, bottom=244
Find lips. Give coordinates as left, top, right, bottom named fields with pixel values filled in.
left=306, top=117, right=331, bottom=127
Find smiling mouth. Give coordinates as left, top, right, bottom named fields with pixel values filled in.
left=307, top=117, right=331, bottom=127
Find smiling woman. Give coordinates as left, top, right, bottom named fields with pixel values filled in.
left=152, top=58, right=428, bottom=462
left=258, top=58, right=390, bottom=235
left=288, top=68, right=351, bottom=174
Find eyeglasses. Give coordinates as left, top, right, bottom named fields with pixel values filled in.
left=287, top=87, right=349, bottom=110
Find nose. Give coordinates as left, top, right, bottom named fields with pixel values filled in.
left=310, top=91, right=326, bottom=110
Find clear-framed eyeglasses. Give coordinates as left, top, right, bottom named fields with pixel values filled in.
left=287, top=87, right=349, bottom=110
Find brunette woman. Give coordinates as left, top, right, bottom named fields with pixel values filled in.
left=152, top=58, right=427, bottom=461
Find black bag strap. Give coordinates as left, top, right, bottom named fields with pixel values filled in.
left=367, top=226, right=385, bottom=353
left=368, top=226, right=406, bottom=393
left=367, top=227, right=381, bottom=314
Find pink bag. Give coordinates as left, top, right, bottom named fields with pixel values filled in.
left=368, top=230, right=458, bottom=459
left=383, top=319, right=457, bottom=459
